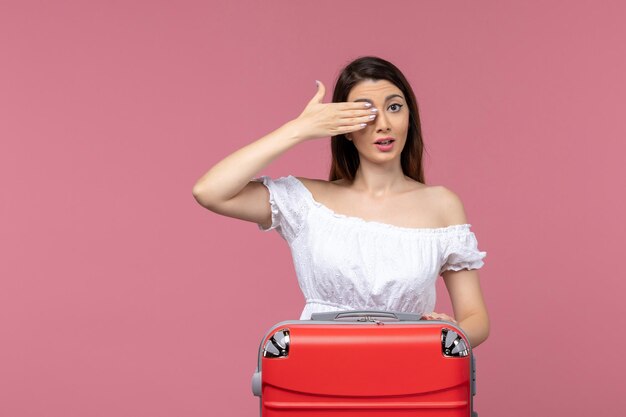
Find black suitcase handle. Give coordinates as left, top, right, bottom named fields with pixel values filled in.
left=310, top=310, right=423, bottom=322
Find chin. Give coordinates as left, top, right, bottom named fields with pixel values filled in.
left=365, top=153, right=401, bottom=165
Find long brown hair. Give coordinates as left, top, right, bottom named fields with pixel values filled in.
left=329, top=56, right=426, bottom=183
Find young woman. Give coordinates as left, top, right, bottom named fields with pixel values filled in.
left=193, top=56, right=489, bottom=347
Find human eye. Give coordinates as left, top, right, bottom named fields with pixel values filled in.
left=388, top=103, right=404, bottom=112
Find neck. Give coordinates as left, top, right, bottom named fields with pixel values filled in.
left=352, top=160, right=407, bottom=198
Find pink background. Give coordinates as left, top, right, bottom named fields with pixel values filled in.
left=1, top=0, right=624, bottom=416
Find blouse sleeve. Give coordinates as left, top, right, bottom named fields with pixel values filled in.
left=253, top=175, right=309, bottom=243
left=439, top=226, right=487, bottom=274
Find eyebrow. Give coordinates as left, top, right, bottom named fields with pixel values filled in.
left=353, top=94, right=405, bottom=103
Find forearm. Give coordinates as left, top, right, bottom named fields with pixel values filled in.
left=192, top=120, right=304, bottom=207
left=457, top=311, right=490, bottom=348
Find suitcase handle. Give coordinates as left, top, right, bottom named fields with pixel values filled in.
left=310, top=310, right=423, bottom=322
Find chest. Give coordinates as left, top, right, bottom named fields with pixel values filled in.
left=293, top=211, right=445, bottom=292
left=314, top=190, right=446, bottom=229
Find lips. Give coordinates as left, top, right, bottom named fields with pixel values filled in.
left=374, top=137, right=395, bottom=152
left=374, top=137, right=395, bottom=145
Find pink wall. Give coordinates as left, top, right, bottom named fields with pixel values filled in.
left=2, top=0, right=624, bottom=415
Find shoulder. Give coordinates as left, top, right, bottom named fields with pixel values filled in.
left=427, top=185, right=469, bottom=226
left=294, top=176, right=327, bottom=188
left=295, top=176, right=340, bottom=197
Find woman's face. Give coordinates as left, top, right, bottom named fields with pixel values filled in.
left=346, top=79, right=409, bottom=166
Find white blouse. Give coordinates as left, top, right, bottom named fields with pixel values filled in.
left=256, top=175, right=487, bottom=320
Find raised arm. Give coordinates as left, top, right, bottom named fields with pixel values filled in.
left=192, top=81, right=377, bottom=227
left=192, top=120, right=303, bottom=228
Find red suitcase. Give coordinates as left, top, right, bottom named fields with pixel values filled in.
left=252, top=310, right=477, bottom=417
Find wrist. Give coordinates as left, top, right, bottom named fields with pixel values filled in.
left=280, top=119, right=310, bottom=143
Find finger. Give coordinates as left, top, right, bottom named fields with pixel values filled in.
left=308, top=80, right=326, bottom=104
left=331, top=123, right=368, bottom=135
left=334, top=101, right=373, bottom=110
left=337, top=108, right=378, bottom=119
left=336, top=114, right=376, bottom=126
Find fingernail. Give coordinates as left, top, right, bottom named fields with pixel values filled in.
left=363, top=102, right=372, bottom=107
left=370, top=108, right=378, bottom=113
left=315, top=80, right=320, bottom=86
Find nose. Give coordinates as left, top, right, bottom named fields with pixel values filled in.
left=374, top=110, right=391, bottom=133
